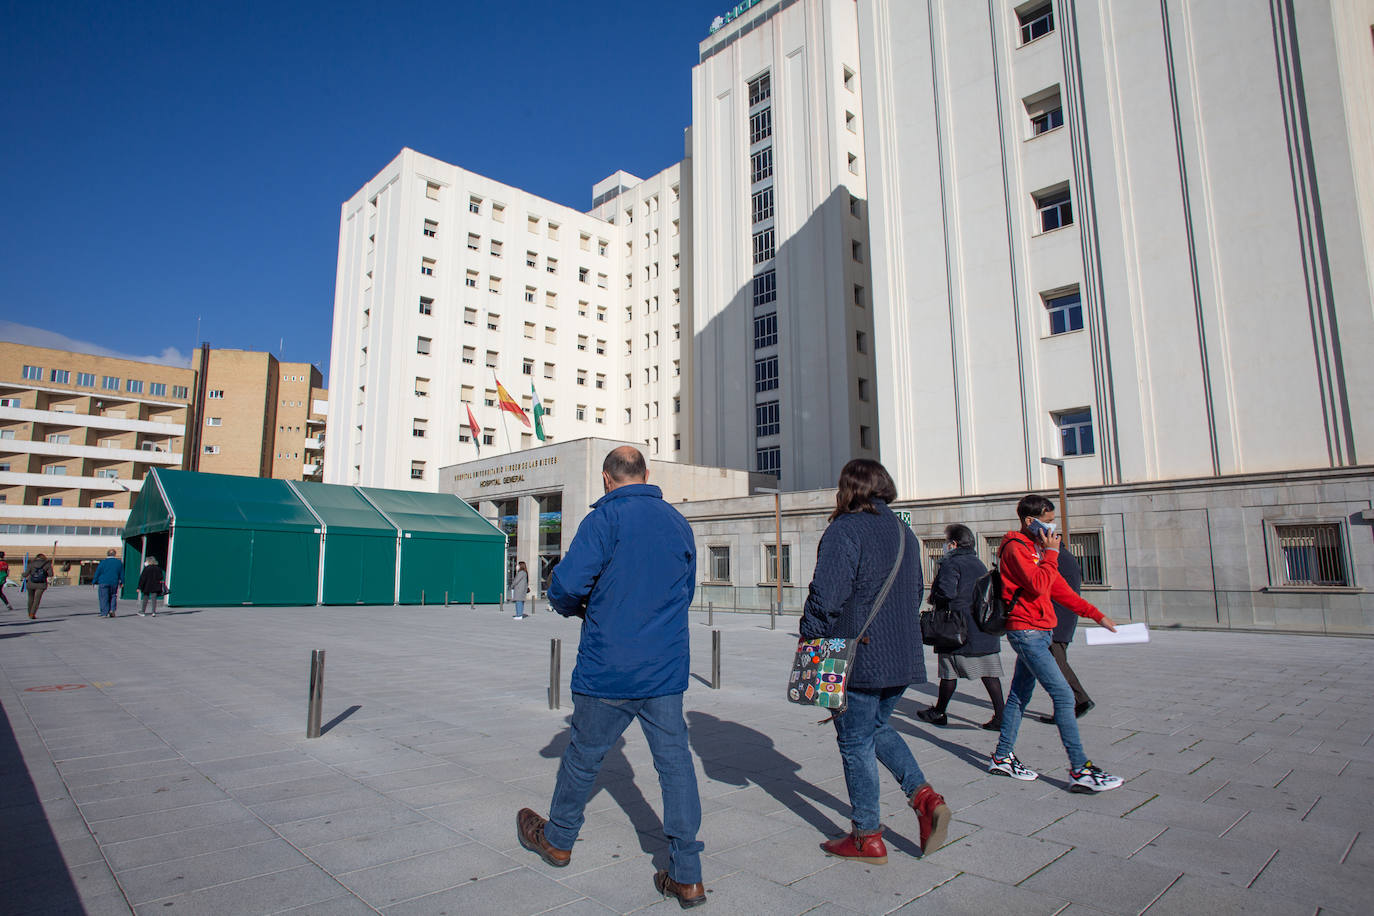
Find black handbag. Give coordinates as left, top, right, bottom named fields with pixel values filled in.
left=921, top=602, right=967, bottom=652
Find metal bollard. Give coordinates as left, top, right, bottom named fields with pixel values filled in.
left=445, top=591, right=449, bottom=607
left=306, top=649, right=326, bottom=739
left=470, top=592, right=475, bottom=610
left=708, top=601, right=713, bottom=626
left=770, top=600, right=777, bottom=630
left=421, top=590, right=425, bottom=605
left=711, top=630, right=721, bottom=689
left=548, top=638, right=562, bottom=709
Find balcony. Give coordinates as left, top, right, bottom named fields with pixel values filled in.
left=303, top=436, right=324, bottom=451
left=0, top=405, right=185, bottom=437
left=0, top=471, right=145, bottom=493
left=0, top=439, right=182, bottom=466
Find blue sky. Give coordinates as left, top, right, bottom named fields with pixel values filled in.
left=1, top=0, right=726, bottom=376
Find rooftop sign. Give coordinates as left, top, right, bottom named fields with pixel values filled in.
left=709, top=0, right=765, bottom=34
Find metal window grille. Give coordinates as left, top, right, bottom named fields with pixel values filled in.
left=709, top=546, right=731, bottom=582
left=764, top=544, right=791, bottom=584
left=752, top=270, right=777, bottom=307
left=749, top=107, right=772, bottom=144
left=1068, top=532, right=1105, bottom=586
left=985, top=536, right=1002, bottom=564
left=751, top=187, right=774, bottom=224
left=750, top=147, right=773, bottom=183
left=755, top=400, right=780, bottom=437
left=747, top=72, right=771, bottom=107
left=1275, top=524, right=1348, bottom=586
left=755, top=356, right=779, bottom=392
left=756, top=446, right=781, bottom=476
left=753, top=312, right=778, bottom=349
left=923, top=539, right=946, bottom=583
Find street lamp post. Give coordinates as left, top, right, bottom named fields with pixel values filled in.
left=1040, top=457, right=1068, bottom=540
left=754, top=486, right=783, bottom=610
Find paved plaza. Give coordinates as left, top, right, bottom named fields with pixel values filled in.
left=1, top=587, right=1371, bottom=915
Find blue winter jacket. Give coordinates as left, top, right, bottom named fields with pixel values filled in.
left=93, top=557, right=124, bottom=586
left=799, top=500, right=926, bottom=689
left=548, top=483, right=697, bottom=698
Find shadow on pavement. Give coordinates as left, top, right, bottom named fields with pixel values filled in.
left=0, top=703, right=85, bottom=909
left=539, top=719, right=670, bottom=871
left=892, top=696, right=990, bottom=774
left=687, top=711, right=848, bottom=839
left=321, top=704, right=362, bottom=735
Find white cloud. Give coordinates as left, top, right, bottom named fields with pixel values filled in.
left=0, top=322, right=192, bottom=368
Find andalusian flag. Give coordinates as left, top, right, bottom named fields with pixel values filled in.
left=530, top=382, right=547, bottom=442
left=494, top=377, right=532, bottom=427
left=465, top=403, right=482, bottom=454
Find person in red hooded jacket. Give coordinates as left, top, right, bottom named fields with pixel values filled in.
left=987, top=494, right=1124, bottom=792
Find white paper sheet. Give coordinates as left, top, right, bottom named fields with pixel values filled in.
left=1084, top=621, right=1150, bottom=645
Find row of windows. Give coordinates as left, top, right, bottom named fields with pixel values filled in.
left=422, top=183, right=615, bottom=253
left=0, top=524, right=124, bottom=535
left=17, top=367, right=182, bottom=399
left=749, top=69, right=781, bottom=481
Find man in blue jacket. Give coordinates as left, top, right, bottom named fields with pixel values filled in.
left=517, top=446, right=706, bottom=908
left=92, top=548, right=124, bottom=618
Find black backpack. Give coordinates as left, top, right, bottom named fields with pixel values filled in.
left=970, top=565, right=1013, bottom=635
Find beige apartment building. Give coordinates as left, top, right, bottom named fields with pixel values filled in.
left=0, top=341, right=328, bottom=585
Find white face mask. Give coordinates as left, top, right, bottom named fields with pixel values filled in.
left=1030, top=518, right=1058, bottom=538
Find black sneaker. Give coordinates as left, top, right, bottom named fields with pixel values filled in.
left=916, top=708, right=948, bottom=727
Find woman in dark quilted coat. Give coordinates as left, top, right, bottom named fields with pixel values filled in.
left=917, top=523, right=1005, bottom=730
left=799, top=459, right=952, bottom=864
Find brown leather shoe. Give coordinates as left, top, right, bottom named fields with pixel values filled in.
left=654, top=870, right=707, bottom=908
left=820, top=827, right=888, bottom=863
left=909, top=783, right=952, bottom=853
left=516, top=808, right=570, bottom=867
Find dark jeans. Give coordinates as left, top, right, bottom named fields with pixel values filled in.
left=1050, top=641, right=1091, bottom=707
left=545, top=692, right=703, bottom=884
left=832, top=685, right=927, bottom=832
left=996, top=629, right=1087, bottom=769
left=97, top=584, right=118, bottom=616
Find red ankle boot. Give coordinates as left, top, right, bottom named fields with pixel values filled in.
left=820, top=827, right=888, bottom=864
left=909, top=784, right=952, bottom=853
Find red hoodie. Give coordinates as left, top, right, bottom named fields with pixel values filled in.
left=999, top=530, right=1103, bottom=631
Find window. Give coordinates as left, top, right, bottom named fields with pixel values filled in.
left=755, top=356, right=779, bottom=392
left=843, top=66, right=855, bottom=91
left=708, top=545, right=731, bottom=582
left=596, top=339, right=606, bottom=355
left=576, top=369, right=587, bottom=386
left=851, top=240, right=863, bottom=262
left=749, top=107, right=772, bottom=144
left=858, top=378, right=870, bottom=402
left=547, top=222, right=559, bottom=241
left=491, top=240, right=503, bottom=258
left=102, top=375, right=119, bottom=390
left=754, top=312, right=778, bottom=349
left=545, top=327, right=557, bottom=345
left=492, top=202, right=505, bottom=222
left=206, top=417, right=222, bottom=427
left=595, top=408, right=605, bottom=424
left=1069, top=532, right=1106, bottom=586
left=523, top=358, right=534, bottom=376
left=467, top=232, right=480, bottom=251
left=527, top=215, right=540, bottom=234
left=763, top=544, right=792, bottom=585
left=853, top=284, right=865, bottom=307
left=489, top=276, right=501, bottom=294
left=1018, top=3, right=1054, bottom=44
left=856, top=331, right=868, bottom=354
left=756, top=400, right=780, bottom=437
left=523, top=321, right=536, bottom=339
left=1035, top=186, right=1073, bottom=232
left=487, top=313, right=499, bottom=331
left=545, top=291, right=557, bottom=309
left=579, top=267, right=589, bottom=284
left=150, top=382, right=167, bottom=397
left=752, top=227, right=775, bottom=265
left=207, top=389, right=224, bottom=399
left=1273, top=524, right=1349, bottom=587
left=750, top=147, right=774, bottom=183
left=845, top=110, right=857, bottom=133
left=46, top=434, right=70, bottom=445
left=21, top=364, right=41, bottom=380
left=752, top=187, right=774, bottom=224
left=748, top=72, right=771, bottom=107
left=173, top=385, right=189, bottom=399
left=484, top=388, right=496, bottom=407
left=414, top=377, right=429, bottom=397
left=525, top=286, right=537, bottom=303
left=469, top=195, right=482, bottom=214
left=483, top=429, right=495, bottom=445
left=1055, top=408, right=1094, bottom=456
left=425, top=181, right=441, bottom=200
left=576, top=404, right=586, bottom=421
left=417, top=336, right=432, bottom=355
left=410, top=460, right=425, bottom=480
left=860, top=425, right=873, bottom=449
left=546, top=257, right=558, bottom=275
left=77, top=372, right=96, bottom=387
left=757, top=446, right=781, bottom=477
left=486, top=350, right=498, bottom=369
left=595, top=373, right=606, bottom=389
left=577, top=335, right=588, bottom=351
left=924, top=539, right=947, bottom=581
left=40, top=497, right=63, bottom=506
left=1027, top=87, right=1064, bottom=136
left=49, top=369, right=70, bottom=384
left=420, top=257, right=435, bottom=276
left=753, top=270, right=777, bottom=307
left=412, top=419, right=427, bottom=438
left=202, top=445, right=220, bottom=455
left=850, top=195, right=862, bottom=218
left=93, top=499, right=116, bottom=509
left=1045, top=290, right=1084, bottom=335
left=465, top=270, right=478, bottom=288
left=579, top=232, right=591, bottom=251
left=596, top=272, right=608, bottom=289
left=465, top=307, right=477, bottom=326
left=424, top=219, right=438, bottom=238
left=95, top=467, right=118, bottom=477
left=418, top=296, right=433, bottom=315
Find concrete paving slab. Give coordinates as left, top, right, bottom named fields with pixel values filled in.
left=381, top=866, right=584, bottom=916
left=891, top=872, right=1068, bottom=915
left=1019, top=848, right=1180, bottom=914
left=924, top=826, right=1071, bottom=884
left=1141, top=873, right=1316, bottom=916
left=334, top=842, right=521, bottom=908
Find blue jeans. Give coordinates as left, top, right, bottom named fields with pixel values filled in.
left=514, top=600, right=526, bottom=618
left=97, top=584, right=118, bottom=616
left=546, top=692, right=703, bottom=883
left=995, top=629, right=1087, bottom=769
left=833, top=686, right=927, bottom=832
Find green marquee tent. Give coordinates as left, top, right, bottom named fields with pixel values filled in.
left=121, top=469, right=503, bottom=607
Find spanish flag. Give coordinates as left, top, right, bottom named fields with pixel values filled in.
left=495, top=377, right=532, bottom=427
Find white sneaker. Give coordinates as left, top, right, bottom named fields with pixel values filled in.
left=137, top=612, right=146, bottom=617
left=1069, top=761, right=1123, bottom=793
left=989, top=753, right=1039, bottom=781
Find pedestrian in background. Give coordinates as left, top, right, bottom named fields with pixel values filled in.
left=137, top=557, right=165, bottom=617
left=516, top=446, right=707, bottom=908
left=25, top=553, right=53, bottom=619
left=510, top=561, right=530, bottom=620
left=93, top=548, right=124, bottom=618
left=800, top=459, right=952, bottom=864
left=0, top=551, right=12, bottom=611
left=916, top=524, right=1005, bottom=731
left=1040, top=549, right=1094, bottom=723
left=989, top=494, right=1121, bottom=792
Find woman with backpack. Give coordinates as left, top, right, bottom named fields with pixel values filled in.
left=799, top=459, right=952, bottom=864
left=916, top=524, right=1005, bottom=731
left=25, top=553, right=53, bottom=619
